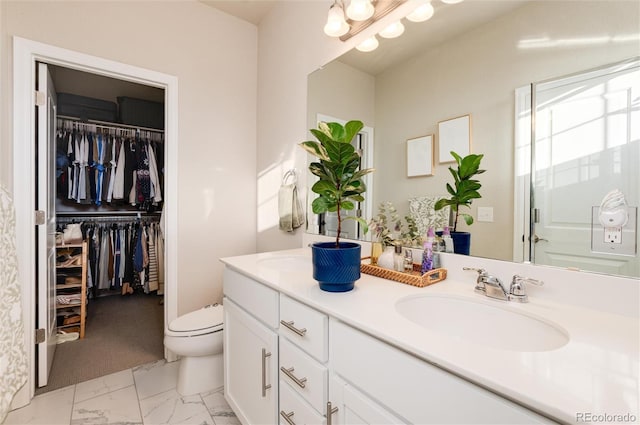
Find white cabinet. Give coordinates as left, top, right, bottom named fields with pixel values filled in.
left=222, top=267, right=552, bottom=425
left=223, top=268, right=279, bottom=425
left=329, top=375, right=405, bottom=425
left=330, top=319, right=553, bottom=424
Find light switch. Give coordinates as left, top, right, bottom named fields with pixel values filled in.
left=477, top=207, right=494, bottom=222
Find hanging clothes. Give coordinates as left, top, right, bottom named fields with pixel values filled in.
left=79, top=218, right=159, bottom=297
left=55, top=119, right=164, bottom=211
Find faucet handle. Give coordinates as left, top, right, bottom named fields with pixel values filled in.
left=463, top=267, right=487, bottom=294
left=463, top=267, right=486, bottom=275
left=509, top=275, right=544, bottom=302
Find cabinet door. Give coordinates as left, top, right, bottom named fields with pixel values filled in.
left=329, top=375, right=406, bottom=425
left=224, top=298, right=278, bottom=425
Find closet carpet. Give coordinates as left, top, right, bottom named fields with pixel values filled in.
left=35, top=292, right=164, bottom=395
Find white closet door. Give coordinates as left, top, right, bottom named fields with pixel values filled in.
left=36, top=62, right=58, bottom=387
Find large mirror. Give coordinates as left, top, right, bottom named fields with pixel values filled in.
left=307, top=0, right=639, bottom=278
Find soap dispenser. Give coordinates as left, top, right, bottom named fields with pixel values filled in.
left=425, top=227, right=440, bottom=269
left=393, top=244, right=405, bottom=272
left=442, top=226, right=454, bottom=253
left=421, top=241, right=433, bottom=273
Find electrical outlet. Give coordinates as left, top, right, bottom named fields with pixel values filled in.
left=592, top=206, right=637, bottom=255
left=604, top=227, right=622, bottom=244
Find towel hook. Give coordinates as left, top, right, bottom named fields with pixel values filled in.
left=282, top=169, right=297, bottom=185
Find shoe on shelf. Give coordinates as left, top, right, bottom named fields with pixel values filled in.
left=56, top=330, right=79, bottom=344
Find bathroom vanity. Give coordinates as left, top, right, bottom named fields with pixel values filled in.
left=221, top=248, right=639, bottom=424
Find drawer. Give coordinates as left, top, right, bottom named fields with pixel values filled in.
left=280, top=295, right=328, bottom=362
left=280, top=338, right=327, bottom=412
left=223, top=268, right=279, bottom=328
left=280, top=379, right=326, bottom=425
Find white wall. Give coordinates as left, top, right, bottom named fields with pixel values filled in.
left=256, top=0, right=401, bottom=252
left=307, top=60, right=376, bottom=130
left=256, top=0, right=348, bottom=252
left=0, top=0, right=258, bottom=315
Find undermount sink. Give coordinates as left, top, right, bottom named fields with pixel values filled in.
left=257, top=255, right=311, bottom=272
left=395, top=295, right=569, bottom=352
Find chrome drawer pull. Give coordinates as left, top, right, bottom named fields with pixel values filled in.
left=280, top=410, right=296, bottom=425
left=261, top=348, right=272, bottom=397
left=280, top=320, right=307, bottom=337
left=326, top=401, right=339, bottom=425
left=280, top=366, right=307, bottom=389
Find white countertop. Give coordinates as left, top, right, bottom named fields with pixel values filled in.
left=220, top=248, right=639, bottom=424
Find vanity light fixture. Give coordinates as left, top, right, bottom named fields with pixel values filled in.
left=324, top=0, right=459, bottom=52
left=379, top=21, right=405, bottom=38
left=356, top=35, right=379, bottom=52
left=346, top=0, right=375, bottom=21
left=406, top=1, right=434, bottom=22
left=324, top=1, right=350, bottom=37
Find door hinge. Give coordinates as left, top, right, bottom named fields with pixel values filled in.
left=35, top=90, right=46, bottom=107
left=533, top=208, right=540, bottom=223
left=35, top=328, right=45, bottom=344
left=35, top=210, right=45, bottom=225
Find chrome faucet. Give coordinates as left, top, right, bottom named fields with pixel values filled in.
left=508, top=275, right=544, bottom=303
left=463, top=268, right=544, bottom=303
left=463, top=267, right=509, bottom=301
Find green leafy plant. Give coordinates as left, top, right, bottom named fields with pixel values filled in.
left=434, top=151, right=485, bottom=232
left=300, top=120, right=375, bottom=247
left=369, top=201, right=421, bottom=247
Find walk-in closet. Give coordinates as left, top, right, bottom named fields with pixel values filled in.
left=36, top=64, right=167, bottom=394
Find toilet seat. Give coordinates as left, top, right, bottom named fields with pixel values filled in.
left=166, top=304, right=223, bottom=337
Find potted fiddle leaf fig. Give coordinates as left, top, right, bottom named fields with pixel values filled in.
left=300, top=120, right=375, bottom=292
left=434, top=151, right=485, bottom=255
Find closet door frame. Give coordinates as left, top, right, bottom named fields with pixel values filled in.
left=11, top=36, right=179, bottom=409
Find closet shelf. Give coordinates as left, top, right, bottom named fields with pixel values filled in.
left=55, top=241, right=87, bottom=339
left=56, top=283, right=82, bottom=290
left=56, top=303, right=83, bottom=309
left=56, top=243, right=83, bottom=248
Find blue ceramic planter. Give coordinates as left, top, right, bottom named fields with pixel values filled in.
left=451, top=232, right=471, bottom=255
left=311, top=242, right=361, bottom=292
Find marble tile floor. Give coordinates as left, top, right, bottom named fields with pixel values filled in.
left=4, top=359, right=240, bottom=425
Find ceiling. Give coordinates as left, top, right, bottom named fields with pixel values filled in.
left=338, top=0, right=529, bottom=75
left=200, top=1, right=531, bottom=75
left=200, top=1, right=277, bottom=25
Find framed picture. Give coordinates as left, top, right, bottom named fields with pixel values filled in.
left=438, top=114, right=471, bottom=163
left=406, top=135, right=433, bottom=177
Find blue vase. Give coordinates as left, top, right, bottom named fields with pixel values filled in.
left=311, top=242, right=361, bottom=292
left=451, top=232, right=471, bottom=255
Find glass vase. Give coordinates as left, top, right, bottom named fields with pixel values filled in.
left=370, top=241, right=383, bottom=265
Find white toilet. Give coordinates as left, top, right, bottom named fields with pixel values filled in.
left=164, top=304, right=224, bottom=396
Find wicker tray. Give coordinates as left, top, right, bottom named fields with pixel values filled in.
left=360, top=257, right=447, bottom=288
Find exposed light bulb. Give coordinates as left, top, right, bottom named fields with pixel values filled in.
left=441, top=0, right=464, bottom=4
left=406, top=1, right=435, bottom=22
left=324, top=2, right=350, bottom=37
left=356, top=35, right=379, bottom=52
left=346, top=0, right=375, bottom=21
left=379, top=21, right=405, bottom=39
